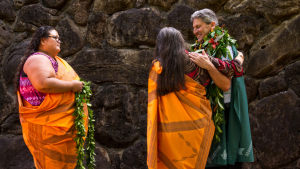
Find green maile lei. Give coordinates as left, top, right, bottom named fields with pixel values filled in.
left=73, top=80, right=96, bottom=169
left=191, top=25, right=238, bottom=143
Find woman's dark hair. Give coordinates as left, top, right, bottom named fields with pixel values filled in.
left=155, top=27, right=187, bottom=96
left=14, top=26, right=55, bottom=92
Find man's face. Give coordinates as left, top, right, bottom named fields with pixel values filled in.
left=193, top=18, right=215, bottom=42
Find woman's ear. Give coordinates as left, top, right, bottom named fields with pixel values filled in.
left=41, top=38, right=45, bottom=45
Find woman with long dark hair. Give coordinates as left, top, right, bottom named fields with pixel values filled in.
left=15, top=26, right=87, bottom=169
left=147, top=27, right=244, bottom=169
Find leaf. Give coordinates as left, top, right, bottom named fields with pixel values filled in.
left=195, top=49, right=203, bottom=53
left=217, top=125, right=223, bottom=133
left=215, top=135, right=220, bottom=142
left=215, top=96, right=219, bottom=104
left=218, top=99, right=224, bottom=110
left=210, top=31, right=215, bottom=37
left=229, top=38, right=236, bottom=44
left=226, top=48, right=233, bottom=60
left=203, top=40, right=209, bottom=47
left=220, top=48, right=227, bottom=58
left=215, top=118, right=219, bottom=124
left=218, top=91, right=223, bottom=98
left=207, top=49, right=211, bottom=56
left=211, top=52, right=216, bottom=57
left=216, top=30, right=222, bottom=35
left=191, top=46, right=195, bottom=52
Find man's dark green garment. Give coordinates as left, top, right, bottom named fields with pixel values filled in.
left=206, top=45, right=254, bottom=167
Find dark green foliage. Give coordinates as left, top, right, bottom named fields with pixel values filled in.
left=73, top=80, right=96, bottom=169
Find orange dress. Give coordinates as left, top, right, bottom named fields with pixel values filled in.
left=147, top=61, right=215, bottom=169
left=17, top=56, right=88, bottom=169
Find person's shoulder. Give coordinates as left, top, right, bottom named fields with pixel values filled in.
left=24, top=54, right=53, bottom=74
left=25, top=54, right=53, bottom=67
left=27, top=53, right=51, bottom=61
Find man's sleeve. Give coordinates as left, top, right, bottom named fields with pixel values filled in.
left=209, top=46, right=243, bottom=77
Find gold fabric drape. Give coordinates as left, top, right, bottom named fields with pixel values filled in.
left=147, top=61, right=215, bottom=169
left=18, top=56, right=88, bottom=169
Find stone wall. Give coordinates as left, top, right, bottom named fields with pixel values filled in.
left=0, top=0, right=300, bottom=168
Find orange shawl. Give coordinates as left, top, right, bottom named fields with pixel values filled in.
left=17, top=56, right=88, bottom=169
left=147, top=61, right=215, bottom=169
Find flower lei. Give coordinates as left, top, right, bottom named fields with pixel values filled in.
left=191, top=25, right=238, bottom=143
left=73, top=80, right=96, bottom=169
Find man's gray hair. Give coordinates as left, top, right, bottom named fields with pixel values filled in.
left=190, top=9, right=219, bottom=26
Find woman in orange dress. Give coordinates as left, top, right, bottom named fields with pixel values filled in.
left=14, top=26, right=88, bottom=169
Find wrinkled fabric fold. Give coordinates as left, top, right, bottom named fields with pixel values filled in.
left=18, top=56, right=88, bottom=169
left=147, top=61, right=215, bottom=169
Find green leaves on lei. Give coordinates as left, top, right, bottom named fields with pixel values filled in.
left=191, top=26, right=238, bottom=143
left=206, top=81, right=225, bottom=143
left=191, top=25, right=237, bottom=59
left=73, top=80, right=96, bottom=169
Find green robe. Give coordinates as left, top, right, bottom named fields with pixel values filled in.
left=206, top=45, right=254, bottom=167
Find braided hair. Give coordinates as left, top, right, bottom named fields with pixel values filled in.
left=14, top=26, right=55, bottom=92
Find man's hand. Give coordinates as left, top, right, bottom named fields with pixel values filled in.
left=189, top=50, right=214, bottom=70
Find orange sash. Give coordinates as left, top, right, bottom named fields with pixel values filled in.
left=17, top=56, right=88, bottom=169
left=147, top=61, right=215, bottom=169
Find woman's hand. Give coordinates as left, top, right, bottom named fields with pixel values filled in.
left=189, top=50, right=231, bottom=91
left=188, top=50, right=214, bottom=70
left=71, top=80, right=84, bottom=93
left=235, top=51, right=244, bottom=65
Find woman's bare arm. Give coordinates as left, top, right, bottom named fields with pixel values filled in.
left=24, top=55, right=83, bottom=93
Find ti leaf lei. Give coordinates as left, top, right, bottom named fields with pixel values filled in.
left=191, top=25, right=238, bottom=143
left=73, top=80, right=96, bottom=169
